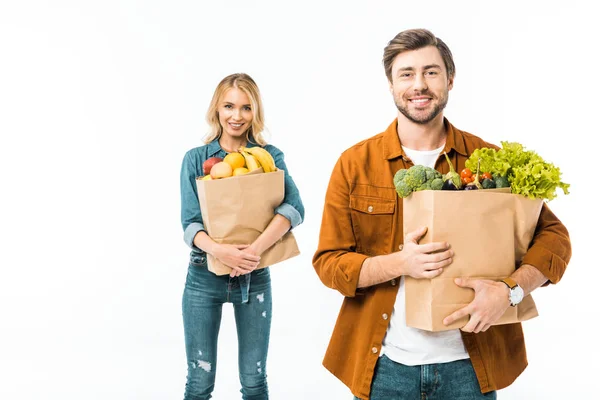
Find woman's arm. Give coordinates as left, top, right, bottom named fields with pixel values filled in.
left=249, top=214, right=291, bottom=255
left=268, top=145, right=305, bottom=228
left=230, top=212, right=293, bottom=278
left=193, top=231, right=260, bottom=276
left=230, top=145, right=302, bottom=277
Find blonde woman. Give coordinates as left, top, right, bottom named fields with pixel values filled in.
left=180, top=73, right=304, bottom=400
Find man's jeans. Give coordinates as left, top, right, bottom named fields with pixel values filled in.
left=182, top=261, right=272, bottom=400
left=354, top=354, right=497, bottom=400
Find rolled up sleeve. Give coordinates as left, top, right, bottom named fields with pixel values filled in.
left=184, top=222, right=206, bottom=249
left=274, top=203, right=302, bottom=229
left=520, top=203, right=571, bottom=284
left=312, top=157, right=367, bottom=297
left=269, top=145, right=305, bottom=229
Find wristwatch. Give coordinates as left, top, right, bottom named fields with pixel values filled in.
left=501, top=277, right=524, bottom=307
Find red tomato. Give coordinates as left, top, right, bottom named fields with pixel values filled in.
left=460, top=168, right=473, bottom=179
left=461, top=176, right=473, bottom=185
left=481, top=172, right=493, bottom=180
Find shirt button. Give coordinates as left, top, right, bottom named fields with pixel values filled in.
left=367, top=205, right=373, bottom=213
left=371, top=347, right=378, bottom=354
left=382, top=313, right=388, bottom=320
left=390, top=279, right=397, bottom=286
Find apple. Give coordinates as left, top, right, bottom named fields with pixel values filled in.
left=203, top=157, right=223, bottom=176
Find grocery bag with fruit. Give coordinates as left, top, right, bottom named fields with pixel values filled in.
left=396, top=142, right=570, bottom=331
left=196, top=146, right=300, bottom=275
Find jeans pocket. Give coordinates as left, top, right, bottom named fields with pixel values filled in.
left=253, top=267, right=269, bottom=276
left=185, top=263, right=211, bottom=290
left=190, top=254, right=207, bottom=267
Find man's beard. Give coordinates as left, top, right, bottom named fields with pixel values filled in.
left=395, top=91, right=449, bottom=124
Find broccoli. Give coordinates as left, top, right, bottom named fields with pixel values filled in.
left=395, top=181, right=412, bottom=198
left=416, top=182, right=431, bottom=191
left=394, top=165, right=444, bottom=198
left=393, top=169, right=408, bottom=188
left=404, top=166, right=427, bottom=188
left=493, top=173, right=510, bottom=188
left=425, top=168, right=442, bottom=182
left=430, top=178, right=444, bottom=191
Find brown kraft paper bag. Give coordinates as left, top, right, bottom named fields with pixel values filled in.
left=403, top=189, right=544, bottom=331
left=195, top=169, right=300, bottom=275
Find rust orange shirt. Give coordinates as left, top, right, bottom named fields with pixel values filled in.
left=312, top=118, right=571, bottom=399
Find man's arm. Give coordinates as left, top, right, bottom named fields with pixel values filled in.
left=313, top=158, right=453, bottom=296
left=312, top=158, right=367, bottom=297
left=520, top=203, right=571, bottom=284
left=511, top=263, right=548, bottom=296
left=358, top=227, right=454, bottom=288
left=443, top=204, right=571, bottom=333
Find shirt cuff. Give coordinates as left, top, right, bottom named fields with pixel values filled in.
left=521, top=246, right=567, bottom=284
left=275, top=203, right=303, bottom=229
left=334, top=252, right=370, bottom=297
left=184, top=222, right=206, bottom=251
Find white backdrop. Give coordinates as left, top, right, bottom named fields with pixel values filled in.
left=1, top=1, right=597, bottom=399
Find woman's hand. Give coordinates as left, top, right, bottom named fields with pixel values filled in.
left=229, top=246, right=261, bottom=277
left=227, top=214, right=291, bottom=277
left=212, top=244, right=260, bottom=277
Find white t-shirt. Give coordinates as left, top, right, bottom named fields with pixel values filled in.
left=381, top=145, right=469, bottom=366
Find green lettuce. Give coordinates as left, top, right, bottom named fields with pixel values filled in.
left=465, top=141, right=570, bottom=201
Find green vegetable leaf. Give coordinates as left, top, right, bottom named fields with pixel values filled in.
left=465, top=141, right=569, bottom=201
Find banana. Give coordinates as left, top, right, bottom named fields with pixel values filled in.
left=241, top=146, right=276, bottom=172
left=239, top=150, right=262, bottom=172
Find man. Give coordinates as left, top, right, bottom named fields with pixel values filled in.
left=312, top=28, right=571, bottom=399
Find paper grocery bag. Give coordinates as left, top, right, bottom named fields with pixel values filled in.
left=403, top=189, right=544, bottom=331
left=196, top=169, right=300, bottom=275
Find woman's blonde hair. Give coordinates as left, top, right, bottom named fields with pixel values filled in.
left=204, top=73, right=267, bottom=146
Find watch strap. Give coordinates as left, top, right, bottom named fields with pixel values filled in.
left=501, top=277, right=518, bottom=289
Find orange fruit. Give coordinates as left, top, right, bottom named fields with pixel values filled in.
left=223, top=152, right=246, bottom=170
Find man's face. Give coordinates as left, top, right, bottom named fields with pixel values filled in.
left=389, top=46, right=453, bottom=124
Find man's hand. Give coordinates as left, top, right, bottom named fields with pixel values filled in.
left=443, top=277, right=511, bottom=333
left=212, top=244, right=260, bottom=277
left=398, top=226, right=454, bottom=279
left=357, top=226, right=454, bottom=288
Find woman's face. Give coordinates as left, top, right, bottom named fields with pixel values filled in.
left=218, top=88, right=253, bottom=140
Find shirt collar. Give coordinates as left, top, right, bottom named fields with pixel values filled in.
left=207, top=138, right=222, bottom=157
left=206, top=137, right=259, bottom=157
left=382, top=117, right=468, bottom=160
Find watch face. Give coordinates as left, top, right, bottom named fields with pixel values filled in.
left=511, top=286, right=525, bottom=306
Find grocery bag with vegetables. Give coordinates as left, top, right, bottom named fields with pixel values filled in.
left=394, top=141, right=570, bottom=201
left=396, top=141, right=570, bottom=331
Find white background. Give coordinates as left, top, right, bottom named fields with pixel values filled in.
left=0, top=1, right=597, bottom=399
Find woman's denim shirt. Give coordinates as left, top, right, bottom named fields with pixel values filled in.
left=180, top=139, right=305, bottom=259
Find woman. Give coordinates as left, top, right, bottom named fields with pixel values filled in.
left=179, top=73, right=304, bottom=400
